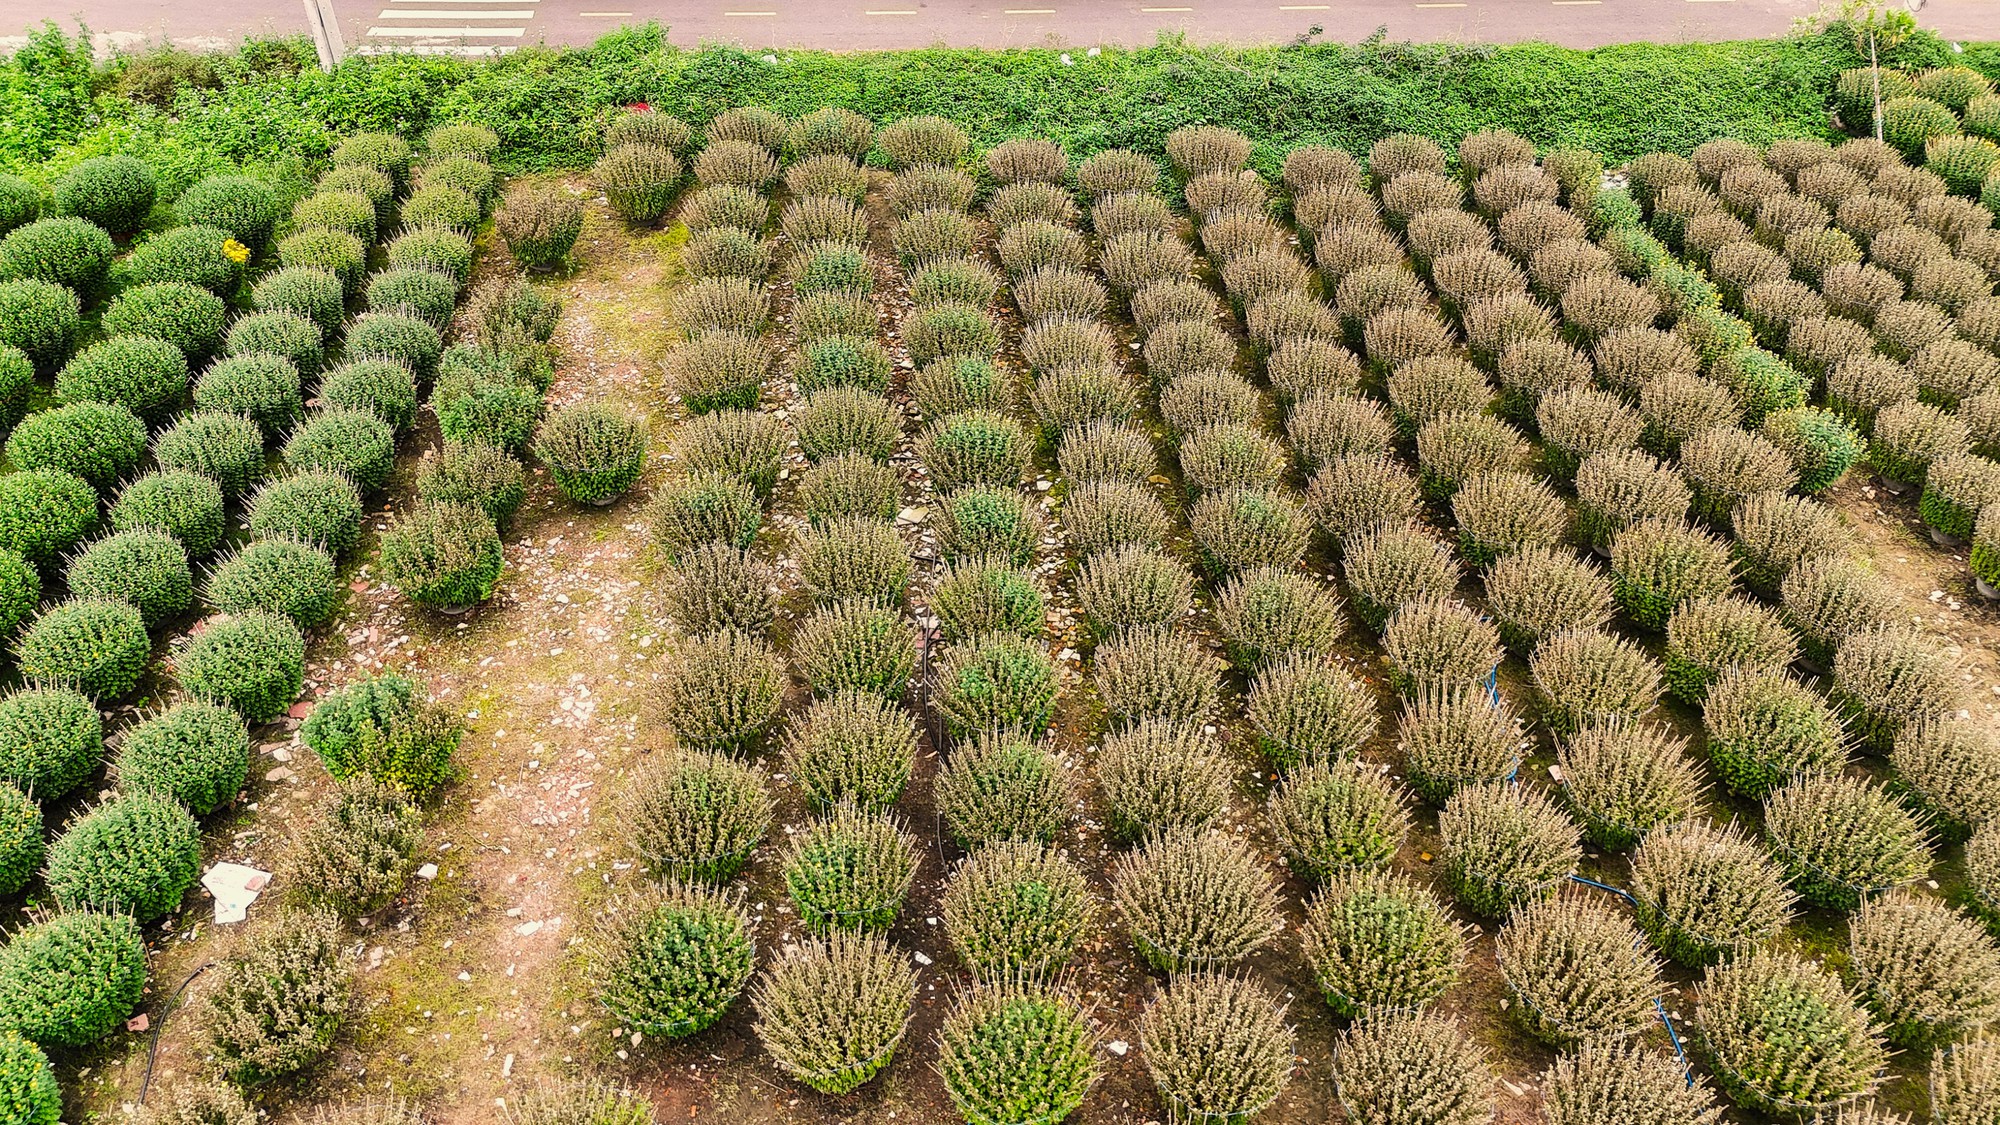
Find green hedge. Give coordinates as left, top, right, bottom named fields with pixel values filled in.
left=4, top=21, right=1992, bottom=185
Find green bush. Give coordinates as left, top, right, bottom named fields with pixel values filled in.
left=54, top=155, right=155, bottom=233
left=206, top=539, right=340, bottom=627
left=0, top=687, right=101, bottom=801
left=432, top=359, right=542, bottom=454
left=332, top=131, right=413, bottom=188
left=254, top=267, right=345, bottom=340
left=0, top=548, right=36, bottom=639
left=196, top=907, right=351, bottom=1085
left=0, top=278, right=80, bottom=371
left=101, top=283, right=226, bottom=360
left=933, top=632, right=1058, bottom=738
left=276, top=227, right=367, bottom=299
left=154, top=411, right=266, bottom=497
left=16, top=598, right=150, bottom=701
left=0, top=217, right=113, bottom=296
left=587, top=882, right=753, bottom=1039
left=1302, top=866, right=1461, bottom=1018
left=0, top=468, right=97, bottom=565
left=0, top=910, right=146, bottom=1047
left=782, top=802, right=919, bottom=932
left=535, top=403, right=649, bottom=504
left=44, top=790, right=201, bottom=919
left=496, top=186, right=583, bottom=271
left=0, top=175, right=35, bottom=236
left=284, top=409, right=398, bottom=493
left=116, top=701, right=249, bottom=816
left=380, top=501, right=503, bottom=611
left=0, top=785, right=39, bottom=897
left=227, top=310, right=324, bottom=378
left=66, top=529, right=194, bottom=628
left=1695, top=947, right=1887, bottom=1116
left=176, top=174, right=281, bottom=250
left=284, top=776, right=423, bottom=918
left=427, top=120, right=503, bottom=160
left=0, top=1031, right=57, bottom=1125
left=1764, top=771, right=1931, bottom=911
left=365, top=267, right=458, bottom=330
left=123, top=225, right=243, bottom=296
left=936, top=980, right=1099, bottom=1125
left=177, top=610, right=306, bottom=723
left=301, top=674, right=459, bottom=801
left=385, top=226, right=474, bottom=288
left=1268, top=760, right=1407, bottom=879
left=752, top=930, right=916, bottom=1096
left=111, top=470, right=226, bottom=559
left=400, top=184, right=480, bottom=232
left=597, top=143, right=683, bottom=223
left=55, top=335, right=187, bottom=423
left=415, top=442, right=525, bottom=532
left=343, top=313, right=442, bottom=383
left=792, top=603, right=916, bottom=701
left=320, top=358, right=418, bottom=432
left=6, top=400, right=144, bottom=491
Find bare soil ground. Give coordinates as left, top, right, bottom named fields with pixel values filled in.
left=61, top=173, right=2000, bottom=1125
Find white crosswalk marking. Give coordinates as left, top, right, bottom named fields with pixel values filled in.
left=365, top=24, right=528, bottom=35
left=364, top=0, right=535, bottom=49
left=375, top=10, right=536, bottom=17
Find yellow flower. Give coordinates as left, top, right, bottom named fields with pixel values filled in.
left=221, top=238, right=250, bottom=265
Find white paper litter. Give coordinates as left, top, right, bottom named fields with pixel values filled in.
left=202, top=862, right=270, bottom=924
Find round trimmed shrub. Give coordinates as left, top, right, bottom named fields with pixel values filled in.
left=66, top=529, right=193, bottom=628
left=194, top=906, right=351, bottom=1085
left=1764, top=771, right=1930, bottom=911
left=0, top=1031, right=57, bottom=1125
left=1848, top=889, right=2000, bottom=1050
left=111, top=470, right=225, bottom=559
left=626, top=749, right=771, bottom=883
left=792, top=602, right=916, bottom=701
left=0, top=217, right=113, bottom=298
left=124, top=225, right=246, bottom=297
left=1301, top=866, right=1461, bottom=1019
left=1496, top=891, right=1662, bottom=1047
left=781, top=690, right=916, bottom=812
left=55, top=334, right=188, bottom=423
left=0, top=175, right=34, bottom=238
left=918, top=410, right=1030, bottom=492
left=171, top=608, right=301, bottom=722
left=1332, top=1009, right=1493, bottom=1125
left=1891, top=716, right=2000, bottom=841
left=153, top=411, right=265, bottom=497
left=662, top=629, right=785, bottom=755
left=666, top=541, right=774, bottom=637
left=1557, top=722, right=1703, bottom=851
left=935, top=485, right=1042, bottom=568
left=1831, top=626, right=1962, bottom=754
left=53, top=156, right=154, bottom=234
left=941, top=840, right=1090, bottom=978
left=1694, top=946, right=1887, bottom=1116
left=588, top=882, right=753, bottom=1039
left=798, top=333, right=889, bottom=394
left=0, top=468, right=97, bottom=566
left=1246, top=655, right=1378, bottom=769
left=319, top=358, right=417, bottom=432
left=1302, top=453, right=1420, bottom=548
left=1608, top=519, right=1734, bottom=631
left=1397, top=685, right=1521, bottom=806
left=1213, top=567, right=1344, bottom=670
left=535, top=403, right=648, bottom=505
left=342, top=312, right=441, bottom=383
left=416, top=441, right=525, bottom=533
left=44, top=790, right=200, bottom=918
left=937, top=980, right=1099, bottom=1125
left=379, top=501, right=504, bottom=612
left=205, top=539, right=340, bottom=627
left=1341, top=523, right=1458, bottom=632
left=175, top=173, right=281, bottom=250
left=276, top=227, right=366, bottom=299
left=1097, top=720, right=1230, bottom=840
left=596, top=143, right=683, bottom=223
left=782, top=802, right=919, bottom=933
left=6, top=400, right=146, bottom=491
left=1268, top=760, right=1407, bottom=878
left=1138, top=973, right=1294, bottom=1125
left=399, top=184, right=479, bottom=233
left=0, top=910, right=146, bottom=1048
left=796, top=517, right=910, bottom=606
left=0, top=784, right=38, bottom=896
left=934, top=732, right=1068, bottom=848
left=331, top=132, right=413, bottom=188
left=101, top=283, right=225, bottom=360
left=1933, top=1032, right=2000, bottom=1125
left=195, top=353, right=303, bottom=440
left=282, top=776, right=422, bottom=919
left=798, top=452, right=897, bottom=527
left=932, top=558, right=1044, bottom=641
left=0, top=547, right=35, bottom=639
left=1541, top=1041, right=1725, bottom=1125
left=1481, top=545, right=1613, bottom=653
left=752, top=931, right=915, bottom=1097
left=226, top=309, right=323, bottom=376
left=0, top=279, right=80, bottom=373
left=364, top=267, right=457, bottom=331
left=1702, top=667, right=1848, bottom=800
left=1111, top=829, right=1279, bottom=972
left=1528, top=628, right=1660, bottom=737
left=1061, top=480, right=1169, bottom=559
left=1382, top=598, right=1502, bottom=697
left=1663, top=594, right=1795, bottom=703
left=284, top=409, right=397, bottom=493
left=115, top=700, right=249, bottom=815
left=933, top=632, right=1057, bottom=738
left=385, top=226, right=474, bottom=288
left=16, top=598, right=150, bottom=701
left=0, top=687, right=100, bottom=801
left=1437, top=781, right=1580, bottom=918
left=1630, top=816, right=1793, bottom=967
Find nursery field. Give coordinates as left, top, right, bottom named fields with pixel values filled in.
left=7, top=23, right=2000, bottom=1125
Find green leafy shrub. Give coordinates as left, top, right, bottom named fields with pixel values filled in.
left=379, top=501, right=504, bottom=612
left=101, top=283, right=225, bottom=360
left=535, top=403, right=649, bottom=505
left=1557, top=722, right=1703, bottom=851
left=0, top=217, right=113, bottom=299
left=1702, top=667, right=1847, bottom=800
left=932, top=558, right=1044, bottom=641
left=0, top=174, right=35, bottom=238
left=1331, top=1009, right=1492, bottom=1125
left=66, top=529, right=193, bottom=628
left=0, top=548, right=35, bottom=641
left=792, top=602, right=916, bottom=701
left=936, top=980, right=1099, bottom=1125
left=205, top=539, right=340, bottom=627
left=752, top=931, right=915, bottom=1097
left=385, top=226, right=474, bottom=288
left=0, top=279, right=80, bottom=373
left=0, top=910, right=146, bottom=1047
left=44, top=791, right=200, bottom=919
left=0, top=686, right=100, bottom=801
left=918, top=410, right=1030, bottom=491
left=1848, top=889, right=2000, bottom=1051
left=284, top=776, right=422, bottom=917
left=415, top=441, right=526, bottom=534
left=904, top=302, right=997, bottom=367
left=417, top=154, right=499, bottom=206
left=55, top=335, right=188, bottom=423
left=292, top=191, right=376, bottom=244
left=319, top=358, right=418, bottom=432
left=432, top=358, right=542, bottom=454
left=226, top=309, right=323, bottom=376
left=626, top=748, right=770, bottom=883
left=1437, top=781, right=1580, bottom=918
left=782, top=690, right=915, bottom=812
left=175, top=174, right=279, bottom=249
left=1303, top=865, right=1461, bottom=1021
left=197, top=907, right=352, bottom=1084
left=276, top=227, right=367, bottom=299
left=1495, top=891, right=1661, bottom=1047
left=0, top=468, right=96, bottom=566
left=317, top=164, right=396, bottom=225
left=246, top=470, right=362, bottom=556
left=1268, top=760, right=1407, bottom=879
left=344, top=313, right=442, bottom=385
left=195, top=353, right=303, bottom=439
left=0, top=790, right=33, bottom=901
left=365, top=267, right=457, bottom=331
left=782, top=802, right=919, bottom=933
left=332, top=132, right=413, bottom=188
left=1695, top=946, right=1887, bottom=1115
left=940, top=839, right=1090, bottom=977
left=6, top=400, right=145, bottom=491
left=936, top=485, right=1041, bottom=568
left=933, top=632, right=1057, bottom=738
left=1764, top=771, right=1930, bottom=911
left=302, top=674, right=461, bottom=800
left=400, top=184, right=480, bottom=233
left=16, top=598, right=150, bottom=701
left=0, top=1030, right=57, bottom=1125
left=53, top=156, right=154, bottom=233
left=1111, top=829, right=1279, bottom=972
left=115, top=701, right=249, bottom=816
left=177, top=611, right=306, bottom=724
left=284, top=409, right=397, bottom=493
left=1662, top=594, right=1795, bottom=704
left=154, top=411, right=266, bottom=498
left=662, top=629, right=785, bottom=755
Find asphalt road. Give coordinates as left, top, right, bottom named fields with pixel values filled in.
left=4, top=0, right=1994, bottom=60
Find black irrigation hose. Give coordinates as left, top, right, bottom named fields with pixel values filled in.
left=137, top=960, right=218, bottom=1106
left=1567, top=874, right=1694, bottom=1086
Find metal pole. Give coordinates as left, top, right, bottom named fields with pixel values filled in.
left=303, top=0, right=334, bottom=71
left=1870, top=26, right=1884, bottom=142
left=316, top=0, right=347, bottom=66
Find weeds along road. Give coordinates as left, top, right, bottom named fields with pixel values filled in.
left=4, top=0, right=1996, bottom=58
